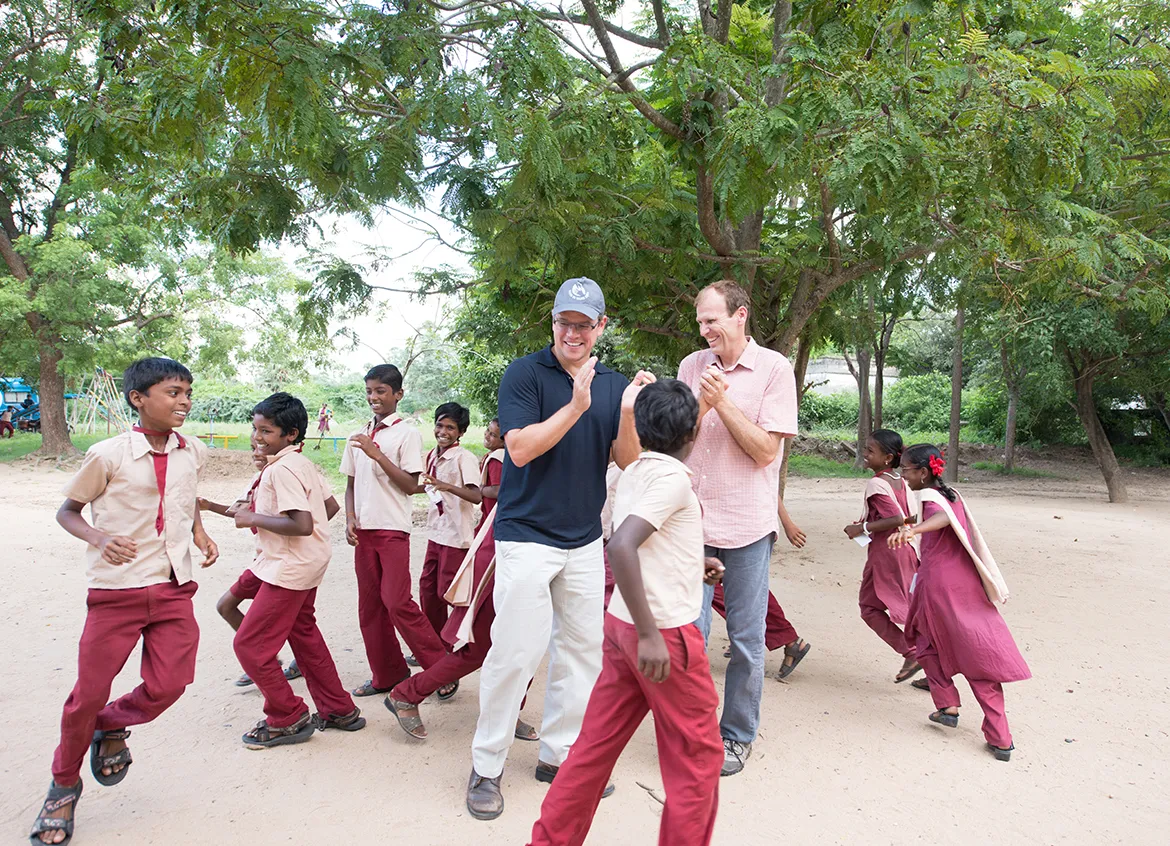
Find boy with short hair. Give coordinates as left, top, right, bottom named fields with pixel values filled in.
left=341, top=364, right=446, bottom=697
left=527, top=379, right=724, bottom=846
left=199, top=452, right=341, bottom=687
left=232, top=392, right=361, bottom=748
left=417, top=402, right=482, bottom=650
left=30, top=357, right=218, bottom=846
left=0, top=404, right=15, bottom=438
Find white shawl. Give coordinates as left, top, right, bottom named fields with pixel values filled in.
left=859, top=475, right=919, bottom=555
left=916, top=488, right=1010, bottom=604
left=442, top=508, right=496, bottom=650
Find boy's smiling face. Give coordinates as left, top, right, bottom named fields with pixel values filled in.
left=434, top=416, right=461, bottom=449
left=251, top=413, right=298, bottom=456
left=483, top=420, right=504, bottom=451
left=130, top=377, right=193, bottom=431
left=366, top=378, right=403, bottom=419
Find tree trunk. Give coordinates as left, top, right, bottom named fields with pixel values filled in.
left=945, top=304, right=963, bottom=483
left=1003, top=384, right=1019, bottom=472
left=1071, top=364, right=1128, bottom=503
left=847, top=347, right=873, bottom=468
left=36, top=337, right=75, bottom=456
left=779, top=331, right=815, bottom=500
left=873, top=316, right=896, bottom=430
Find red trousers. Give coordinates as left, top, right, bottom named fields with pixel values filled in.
left=602, top=548, right=615, bottom=609
left=711, top=583, right=797, bottom=650
left=52, top=581, right=199, bottom=785
left=233, top=582, right=353, bottom=727
left=354, top=529, right=445, bottom=687
left=419, top=540, right=464, bottom=640
left=916, top=634, right=1012, bottom=748
left=0, top=420, right=13, bottom=437
left=392, top=591, right=495, bottom=704
left=528, top=615, right=722, bottom=846
left=859, top=574, right=912, bottom=657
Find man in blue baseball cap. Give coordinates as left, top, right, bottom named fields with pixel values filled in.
left=466, top=277, right=653, bottom=820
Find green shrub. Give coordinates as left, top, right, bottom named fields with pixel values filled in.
left=799, top=391, right=859, bottom=430
left=883, top=373, right=952, bottom=433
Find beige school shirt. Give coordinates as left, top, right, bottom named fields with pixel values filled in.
left=250, top=446, right=333, bottom=591
left=425, top=444, right=482, bottom=549
left=339, top=415, right=425, bottom=532
left=607, top=452, right=705, bottom=630
left=63, top=430, right=208, bottom=589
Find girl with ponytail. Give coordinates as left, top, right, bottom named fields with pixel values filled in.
left=843, top=430, right=923, bottom=685
left=889, top=445, right=1031, bottom=762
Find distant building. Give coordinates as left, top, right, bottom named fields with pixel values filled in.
left=804, top=356, right=899, bottom=396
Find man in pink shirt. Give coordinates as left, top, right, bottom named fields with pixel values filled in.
left=677, top=280, right=800, bottom=777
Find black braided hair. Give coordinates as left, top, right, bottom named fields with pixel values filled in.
left=870, top=429, right=904, bottom=468
left=903, top=444, right=957, bottom=502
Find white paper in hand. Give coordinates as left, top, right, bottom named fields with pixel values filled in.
left=425, top=486, right=444, bottom=507
left=853, top=534, right=872, bottom=548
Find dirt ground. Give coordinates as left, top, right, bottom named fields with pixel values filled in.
left=1, top=453, right=1167, bottom=845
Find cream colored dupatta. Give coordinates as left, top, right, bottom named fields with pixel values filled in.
left=916, top=488, right=1010, bottom=604
left=859, top=475, right=920, bottom=555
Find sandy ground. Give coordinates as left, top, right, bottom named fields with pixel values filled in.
left=1, top=454, right=1168, bottom=846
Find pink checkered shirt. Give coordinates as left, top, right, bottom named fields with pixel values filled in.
left=677, top=338, right=798, bottom=549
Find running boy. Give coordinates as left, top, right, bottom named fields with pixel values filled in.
left=341, top=364, right=446, bottom=696
left=30, top=357, right=218, bottom=846
left=417, top=401, right=482, bottom=647
left=528, top=379, right=724, bottom=846
left=199, top=453, right=341, bottom=687
left=232, top=392, right=363, bottom=748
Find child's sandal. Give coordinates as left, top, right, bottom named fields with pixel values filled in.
left=929, top=709, right=959, bottom=728
left=242, top=712, right=315, bottom=749
left=437, top=680, right=459, bottom=701
left=29, top=780, right=82, bottom=846
left=384, top=696, right=427, bottom=739
left=90, top=729, right=132, bottom=786
left=313, top=707, right=366, bottom=732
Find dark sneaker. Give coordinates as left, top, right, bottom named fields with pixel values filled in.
left=720, top=738, right=751, bottom=776
left=534, top=761, right=614, bottom=798
left=466, top=769, right=504, bottom=820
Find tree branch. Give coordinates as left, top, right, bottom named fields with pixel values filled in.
left=533, top=8, right=664, bottom=50
left=695, top=163, right=737, bottom=257
left=715, top=0, right=734, bottom=45
left=765, top=1, right=793, bottom=107
left=651, top=0, right=671, bottom=46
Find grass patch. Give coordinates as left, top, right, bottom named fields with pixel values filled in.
left=0, top=434, right=110, bottom=463
left=970, top=461, right=1057, bottom=478
left=787, top=455, right=871, bottom=478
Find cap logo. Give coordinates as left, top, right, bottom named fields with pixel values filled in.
left=570, top=282, right=588, bottom=300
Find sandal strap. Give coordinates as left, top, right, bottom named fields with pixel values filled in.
left=30, top=817, right=71, bottom=834
left=99, top=728, right=131, bottom=740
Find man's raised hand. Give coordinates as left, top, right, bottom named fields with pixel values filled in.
left=569, top=356, right=598, bottom=415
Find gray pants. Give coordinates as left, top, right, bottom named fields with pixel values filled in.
left=698, top=534, right=774, bottom=744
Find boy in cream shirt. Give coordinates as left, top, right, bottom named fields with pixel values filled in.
left=527, top=379, right=724, bottom=846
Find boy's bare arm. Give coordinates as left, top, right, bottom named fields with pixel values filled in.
left=349, top=434, right=418, bottom=495
left=192, top=508, right=219, bottom=567
left=423, top=475, right=483, bottom=505
left=197, top=497, right=234, bottom=517
left=57, top=498, right=137, bottom=565
left=607, top=516, right=671, bottom=683
left=235, top=508, right=313, bottom=537
left=344, top=476, right=359, bottom=546
left=480, top=483, right=500, bottom=499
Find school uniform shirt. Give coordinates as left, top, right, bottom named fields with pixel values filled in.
left=250, top=446, right=333, bottom=591
left=339, top=415, right=425, bottom=532
left=425, top=444, right=482, bottom=549
left=600, top=462, right=623, bottom=542
left=607, top=452, right=705, bottom=630
left=62, top=429, right=208, bottom=589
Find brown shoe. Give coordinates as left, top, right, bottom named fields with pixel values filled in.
left=466, top=769, right=503, bottom=820
left=534, top=761, right=615, bottom=798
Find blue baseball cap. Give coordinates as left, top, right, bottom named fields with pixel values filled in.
left=552, top=277, right=606, bottom=322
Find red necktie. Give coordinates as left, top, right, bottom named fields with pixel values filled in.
left=133, top=426, right=186, bottom=536
left=428, top=441, right=460, bottom=516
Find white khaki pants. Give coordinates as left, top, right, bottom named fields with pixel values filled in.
left=471, top=537, right=604, bottom=778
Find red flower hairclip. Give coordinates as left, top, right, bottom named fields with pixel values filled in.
left=928, top=454, right=946, bottom=476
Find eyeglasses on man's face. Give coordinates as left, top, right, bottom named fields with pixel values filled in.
left=553, top=318, right=599, bottom=333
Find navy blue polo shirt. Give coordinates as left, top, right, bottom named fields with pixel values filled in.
left=494, top=345, right=629, bottom=549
